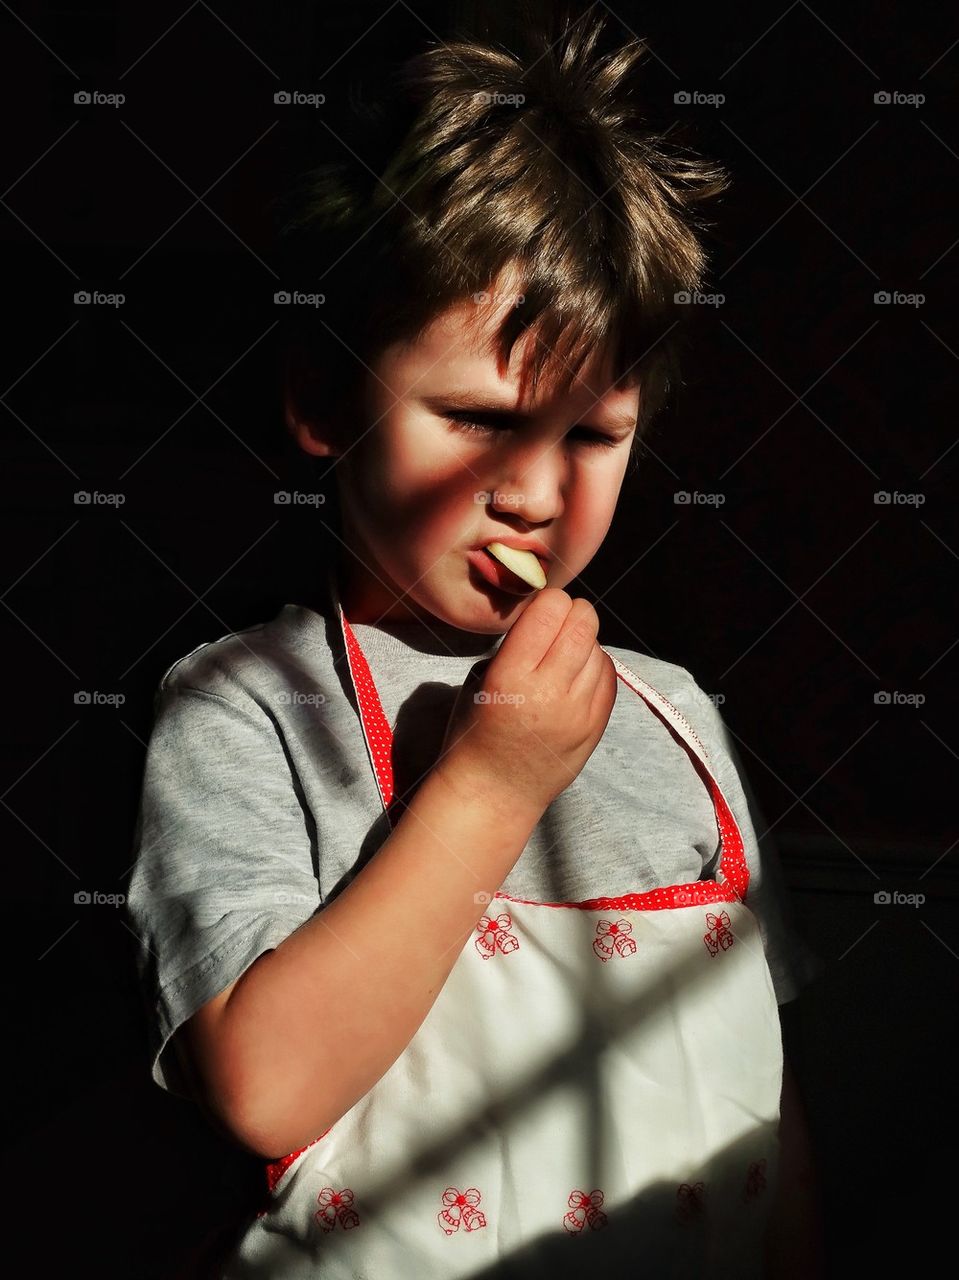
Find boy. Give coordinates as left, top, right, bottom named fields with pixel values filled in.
left=126, top=11, right=824, bottom=1276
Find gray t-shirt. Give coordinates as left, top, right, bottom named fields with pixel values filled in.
left=125, top=601, right=823, bottom=1099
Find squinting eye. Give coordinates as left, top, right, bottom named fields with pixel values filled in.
left=444, top=414, right=619, bottom=449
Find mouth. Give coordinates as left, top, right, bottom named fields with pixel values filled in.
left=467, top=547, right=545, bottom=596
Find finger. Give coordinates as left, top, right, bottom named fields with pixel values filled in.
left=588, top=648, right=619, bottom=729
left=568, top=638, right=606, bottom=700
left=540, top=598, right=599, bottom=689
left=500, top=588, right=575, bottom=673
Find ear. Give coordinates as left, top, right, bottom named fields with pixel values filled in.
left=282, top=348, right=345, bottom=458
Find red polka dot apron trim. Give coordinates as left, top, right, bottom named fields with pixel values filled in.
left=335, top=570, right=750, bottom=909
left=225, top=567, right=784, bottom=1278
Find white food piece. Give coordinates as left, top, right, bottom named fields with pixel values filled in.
left=485, top=542, right=547, bottom=589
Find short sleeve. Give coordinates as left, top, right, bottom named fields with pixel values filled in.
left=676, top=672, right=825, bottom=1005
left=124, top=679, right=321, bottom=1099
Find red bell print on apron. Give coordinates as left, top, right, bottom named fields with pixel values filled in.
left=438, top=1186, right=487, bottom=1234
left=475, top=909, right=519, bottom=957
left=223, top=567, right=784, bottom=1279
left=593, top=916, right=637, bottom=960
left=564, top=1188, right=609, bottom=1234
left=314, top=1187, right=358, bottom=1233
left=705, top=908, right=735, bottom=955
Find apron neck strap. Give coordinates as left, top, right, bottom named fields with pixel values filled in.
left=326, top=560, right=749, bottom=899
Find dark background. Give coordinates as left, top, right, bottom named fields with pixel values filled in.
left=1, top=1, right=955, bottom=1275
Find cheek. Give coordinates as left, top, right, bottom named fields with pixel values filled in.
left=343, top=429, right=415, bottom=512
left=349, top=429, right=473, bottom=550
left=565, top=463, right=626, bottom=534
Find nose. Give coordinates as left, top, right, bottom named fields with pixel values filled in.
left=488, top=438, right=566, bottom=523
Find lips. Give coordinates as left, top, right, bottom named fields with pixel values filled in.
left=475, top=540, right=550, bottom=581
left=467, top=547, right=540, bottom=596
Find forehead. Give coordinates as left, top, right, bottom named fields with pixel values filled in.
left=387, top=273, right=637, bottom=418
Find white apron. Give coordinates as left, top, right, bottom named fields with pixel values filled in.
left=222, top=581, right=784, bottom=1278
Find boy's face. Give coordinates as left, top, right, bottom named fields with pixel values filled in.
left=310, top=286, right=640, bottom=633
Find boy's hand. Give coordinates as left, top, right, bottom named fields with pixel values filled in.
left=437, top=589, right=618, bottom=817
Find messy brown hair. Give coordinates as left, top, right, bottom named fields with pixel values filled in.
left=275, top=7, right=729, bottom=470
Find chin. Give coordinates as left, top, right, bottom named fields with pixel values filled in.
left=452, top=585, right=540, bottom=632
left=403, top=560, right=549, bottom=632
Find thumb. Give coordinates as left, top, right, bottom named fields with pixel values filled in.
left=441, top=659, right=491, bottom=756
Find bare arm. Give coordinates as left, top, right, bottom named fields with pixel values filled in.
left=178, top=588, right=616, bottom=1161
left=179, top=758, right=544, bottom=1160
left=763, top=1053, right=827, bottom=1278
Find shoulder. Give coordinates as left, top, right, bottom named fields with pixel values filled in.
left=155, top=603, right=336, bottom=712
left=602, top=644, right=728, bottom=754
left=601, top=643, right=710, bottom=710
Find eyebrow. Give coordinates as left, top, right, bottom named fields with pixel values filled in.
left=421, top=392, right=637, bottom=436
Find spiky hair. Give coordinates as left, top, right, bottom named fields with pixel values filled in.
left=275, top=8, right=729, bottom=451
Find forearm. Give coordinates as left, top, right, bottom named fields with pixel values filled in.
left=764, top=1055, right=826, bottom=1278
left=217, top=760, right=542, bottom=1159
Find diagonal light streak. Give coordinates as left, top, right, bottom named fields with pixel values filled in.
left=718, top=1, right=802, bottom=79
left=118, top=0, right=279, bottom=81
left=837, top=920, right=878, bottom=962
left=117, top=321, right=281, bottom=479
left=1, top=121, right=79, bottom=201
left=798, top=1, right=879, bottom=77
left=718, top=320, right=881, bottom=479
left=1, top=397, right=82, bottom=477
left=317, top=1, right=402, bottom=80
left=920, top=920, right=959, bottom=963
left=119, top=0, right=203, bottom=79
left=919, top=633, right=959, bottom=682
left=0, top=0, right=79, bottom=76
left=0, top=197, right=80, bottom=277
left=727, top=715, right=881, bottom=875
left=920, top=836, right=958, bottom=881
left=2, top=321, right=81, bottom=401
left=2, top=798, right=81, bottom=878
left=718, top=520, right=880, bottom=679
left=1, top=721, right=79, bottom=801
left=118, top=520, right=280, bottom=680
left=0, top=596, right=81, bottom=678
left=118, top=120, right=280, bottom=279
left=37, top=920, right=80, bottom=962
left=720, top=120, right=880, bottom=278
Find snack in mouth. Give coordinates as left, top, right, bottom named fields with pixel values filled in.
left=485, top=542, right=547, bottom=589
